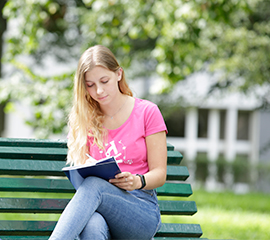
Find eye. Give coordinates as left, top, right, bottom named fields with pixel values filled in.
left=102, top=80, right=109, bottom=84
left=86, top=83, right=94, bottom=88
left=101, top=78, right=109, bottom=84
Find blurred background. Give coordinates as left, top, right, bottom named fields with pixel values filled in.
left=0, top=0, right=270, bottom=239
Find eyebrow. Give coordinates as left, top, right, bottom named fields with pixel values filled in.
left=85, top=76, right=108, bottom=82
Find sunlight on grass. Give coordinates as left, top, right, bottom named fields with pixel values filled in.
left=162, top=207, right=270, bottom=239
left=160, top=190, right=270, bottom=240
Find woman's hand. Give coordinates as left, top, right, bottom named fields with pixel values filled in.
left=109, top=172, right=141, bottom=191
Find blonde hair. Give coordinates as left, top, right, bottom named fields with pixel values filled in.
left=67, top=45, right=133, bottom=166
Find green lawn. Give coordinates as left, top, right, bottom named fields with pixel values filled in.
left=160, top=189, right=270, bottom=240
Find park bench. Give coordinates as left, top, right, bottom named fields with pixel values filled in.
left=0, top=137, right=207, bottom=239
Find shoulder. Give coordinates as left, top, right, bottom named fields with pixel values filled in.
left=135, top=98, right=159, bottom=111
left=133, top=98, right=164, bottom=121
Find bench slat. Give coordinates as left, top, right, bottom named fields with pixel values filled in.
left=0, top=220, right=54, bottom=235
left=0, top=178, right=192, bottom=196
left=0, top=149, right=181, bottom=164
left=0, top=146, right=67, bottom=160
left=159, top=200, right=197, bottom=215
left=157, top=223, right=203, bottom=237
left=0, top=237, right=49, bottom=240
left=155, top=238, right=208, bottom=240
left=167, top=151, right=183, bottom=164
left=167, top=166, right=189, bottom=181
left=0, top=138, right=175, bottom=150
left=0, top=237, right=208, bottom=240
left=0, top=159, right=66, bottom=176
left=0, top=221, right=202, bottom=238
left=157, top=182, right=193, bottom=197
left=0, top=198, right=197, bottom=215
left=0, top=160, right=189, bottom=180
left=0, top=178, right=74, bottom=193
left=0, top=198, right=70, bottom=213
left=0, top=138, right=67, bottom=148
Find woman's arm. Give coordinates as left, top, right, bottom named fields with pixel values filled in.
left=110, top=131, right=167, bottom=191
left=142, top=130, right=167, bottom=189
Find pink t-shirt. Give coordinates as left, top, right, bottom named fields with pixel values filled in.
left=87, top=98, right=167, bottom=175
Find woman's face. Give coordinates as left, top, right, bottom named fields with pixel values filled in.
left=85, top=66, right=122, bottom=106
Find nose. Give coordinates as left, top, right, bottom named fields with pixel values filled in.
left=96, top=84, right=104, bottom=95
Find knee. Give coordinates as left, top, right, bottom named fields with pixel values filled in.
left=80, top=176, right=109, bottom=190
left=79, top=212, right=110, bottom=240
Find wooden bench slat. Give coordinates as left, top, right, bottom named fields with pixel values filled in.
left=0, top=178, right=75, bottom=193
left=0, top=237, right=49, bottom=240
left=159, top=200, right=197, bottom=215
left=167, top=151, right=183, bottom=164
left=0, top=159, right=66, bottom=176
left=0, top=198, right=197, bottom=215
left=156, top=223, right=203, bottom=237
left=0, top=221, right=202, bottom=238
left=155, top=238, right=208, bottom=240
left=0, top=220, right=54, bottom=235
left=0, top=138, right=175, bottom=150
left=0, top=237, right=208, bottom=240
left=0, top=138, right=67, bottom=148
left=0, top=178, right=192, bottom=196
left=157, top=182, right=193, bottom=197
left=0, top=198, right=70, bottom=213
left=0, top=147, right=67, bottom=160
left=0, top=159, right=189, bottom=181
left=167, top=166, right=189, bottom=181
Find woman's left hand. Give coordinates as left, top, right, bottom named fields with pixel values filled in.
left=109, top=172, right=140, bottom=191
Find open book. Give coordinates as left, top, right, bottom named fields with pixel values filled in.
left=62, top=156, right=121, bottom=190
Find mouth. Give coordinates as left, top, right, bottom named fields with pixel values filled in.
left=98, top=95, right=108, bottom=101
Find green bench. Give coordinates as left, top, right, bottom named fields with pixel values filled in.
left=0, top=137, right=207, bottom=239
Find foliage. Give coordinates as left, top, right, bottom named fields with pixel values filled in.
left=0, top=0, right=270, bottom=137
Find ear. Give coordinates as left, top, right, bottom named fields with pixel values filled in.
left=117, top=68, right=123, bottom=81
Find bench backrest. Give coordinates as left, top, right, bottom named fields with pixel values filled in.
left=0, top=138, right=204, bottom=239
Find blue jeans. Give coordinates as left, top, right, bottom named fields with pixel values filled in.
left=49, top=176, right=161, bottom=240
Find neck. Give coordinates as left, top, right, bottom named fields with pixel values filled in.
left=102, top=95, right=128, bottom=119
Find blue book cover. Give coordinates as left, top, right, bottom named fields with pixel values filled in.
left=62, top=156, right=121, bottom=190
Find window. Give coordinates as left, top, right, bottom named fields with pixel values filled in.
left=165, top=110, right=185, bottom=137
left=237, top=111, right=250, bottom=140
left=219, top=110, right=226, bottom=140
left=198, top=109, right=209, bottom=138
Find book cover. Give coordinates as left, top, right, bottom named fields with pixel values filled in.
left=62, top=156, right=121, bottom=190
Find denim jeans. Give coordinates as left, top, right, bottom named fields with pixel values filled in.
left=49, top=176, right=161, bottom=240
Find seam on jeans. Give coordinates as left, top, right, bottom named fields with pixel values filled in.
left=140, top=189, right=154, bottom=196
left=150, top=205, right=162, bottom=239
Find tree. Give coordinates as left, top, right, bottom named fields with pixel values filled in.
left=0, top=0, right=269, bottom=137
left=0, top=0, right=7, bottom=135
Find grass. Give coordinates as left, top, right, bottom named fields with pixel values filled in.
left=1, top=190, right=270, bottom=239
left=160, top=189, right=270, bottom=240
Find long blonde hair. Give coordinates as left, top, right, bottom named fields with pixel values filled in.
left=67, top=45, right=133, bottom=166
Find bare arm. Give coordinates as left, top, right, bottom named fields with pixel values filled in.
left=142, top=131, right=167, bottom=189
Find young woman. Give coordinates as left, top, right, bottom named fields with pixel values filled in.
left=49, top=45, right=167, bottom=240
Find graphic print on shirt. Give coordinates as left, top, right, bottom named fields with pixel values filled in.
left=102, top=140, right=133, bottom=165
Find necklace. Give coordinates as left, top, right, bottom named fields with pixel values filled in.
left=104, top=96, right=128, bottom=119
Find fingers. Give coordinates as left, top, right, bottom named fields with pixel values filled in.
left=109, top=172, right=135, bottom=191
